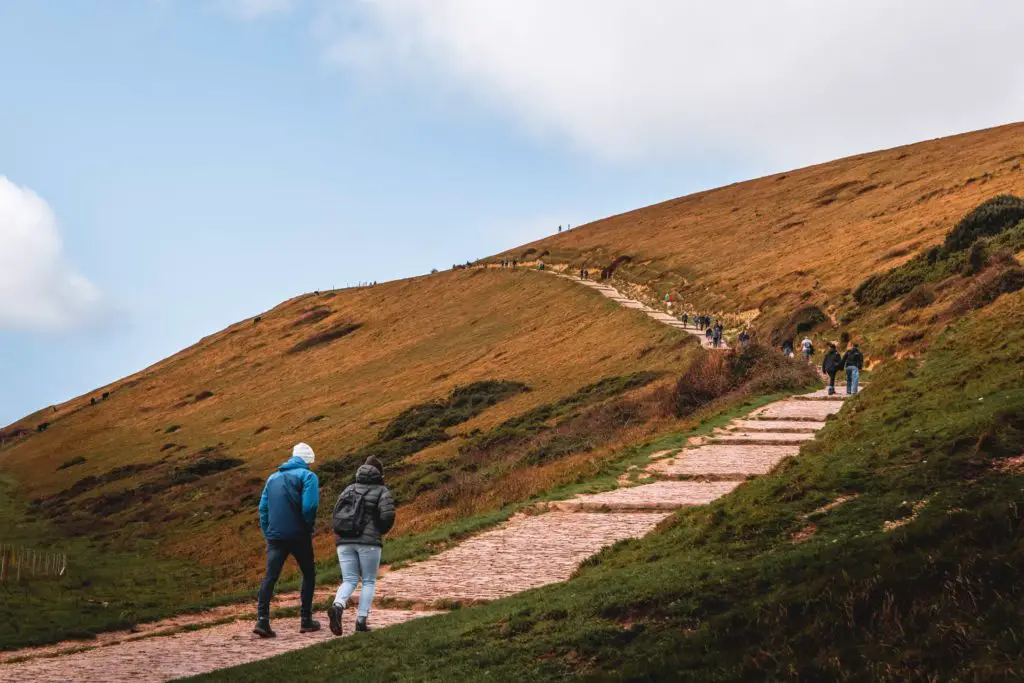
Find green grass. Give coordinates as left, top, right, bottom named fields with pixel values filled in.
left=0, top=473, right=227, bottom=650
left=189, top=291, right=1024, bottom=682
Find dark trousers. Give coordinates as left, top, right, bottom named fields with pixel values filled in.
left=258, top=536, right=316, bottom=619
left=826, top=370, right=838, bottom=393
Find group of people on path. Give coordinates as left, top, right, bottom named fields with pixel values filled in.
left=499, top=258, right=519, bottom=269
left=679, top=313, right=726, bottom=347
left=254, top=443, right=395, bottom=639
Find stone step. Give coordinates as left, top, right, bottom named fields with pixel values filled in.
left=646, top=443, right=799, bottom=478
left=749, top=401, right=841, bottom=421
left=540, top=480, right=741, bottom=512
left=728, top=419, right=825, bottom=433
left=709, top=432, right=815, bottom=446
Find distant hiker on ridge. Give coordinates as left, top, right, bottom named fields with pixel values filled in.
left=822, top=342, right=843, bottom=395
left=801, top=337, right=814, bottom=362
left=254, top=442, right=320, bottom=638
left=841, top=342, right=864, bottom=395
left=327, top=456, right=395, bottom=636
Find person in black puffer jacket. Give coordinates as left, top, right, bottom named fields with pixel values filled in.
left=326, top=456, right=395, bottom=636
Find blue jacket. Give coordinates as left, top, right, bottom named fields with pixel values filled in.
left=259, top=456, right=319, bottom=541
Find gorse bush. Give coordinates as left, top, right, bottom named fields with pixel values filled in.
left=855, top=195, right=1024, bottom=307
left=943, top=194, right=1024, bottom=251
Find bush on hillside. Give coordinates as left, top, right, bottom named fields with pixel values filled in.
left=671, top=344, right=818, bottom=417
left=855, top=195, right=1024, bottom=307
left=943, top=194, right=1024, bottom=251
left=898, top=284, right=936, bottom=312
left=56, top=456, right=87, bottom=471
left=769, top=305, right=828, bottom=345
left=946, top=266, right=1024, bottom=316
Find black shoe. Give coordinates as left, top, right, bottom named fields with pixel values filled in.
left=327, top=603, right=344, bottom=636
left=300, top=616, right=322, bottom=633
left=253, top=618, right=276, bottom=638
left=355, top=617, right=370, bottom=633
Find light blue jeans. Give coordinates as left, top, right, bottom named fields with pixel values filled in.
left=846, top=366, right=860, bottom=394
left=334, top=544, right=381, bottom=618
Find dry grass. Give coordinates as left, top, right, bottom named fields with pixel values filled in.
left=496, top=122, right=1024, bottom=347
left=0, top=268, right=688, bottom=583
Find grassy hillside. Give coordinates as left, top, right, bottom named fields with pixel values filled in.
left=0, top=268, right=696, bottom=645
left=495, top=123, right=1024, bottom=353
left=194, top=287, right=1024, bottom=682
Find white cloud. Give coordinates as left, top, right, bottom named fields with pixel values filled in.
left=0, top=177, right=102, bottom=331
left=314, top=0, right=1024, bottom=165
left=217, top=0, right=297, bottom=20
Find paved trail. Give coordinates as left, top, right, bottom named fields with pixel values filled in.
left=0, top=273, right=850, bottom=681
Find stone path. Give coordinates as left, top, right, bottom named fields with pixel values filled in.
left=551, top=272, right=727, bottom=349
left=0, top=390, right=852, bottom=680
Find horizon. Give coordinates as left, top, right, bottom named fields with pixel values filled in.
left=3, top=0, right=1023, bottom=425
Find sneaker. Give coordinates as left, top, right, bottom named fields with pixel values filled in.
left=327, top=603, right=344, bottom=636
left=355, top=616, right=371, bottom=633
left=300, top=617, right=321, bottom=633
left=253, top=618, right=276, bottom=638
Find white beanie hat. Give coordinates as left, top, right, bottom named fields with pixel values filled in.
left=293, top=442, right=315, bottom=465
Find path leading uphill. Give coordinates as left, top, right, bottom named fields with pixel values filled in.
left=550, top=270, right=726, bottom=348
left=0, top=385, right=849, bottom=681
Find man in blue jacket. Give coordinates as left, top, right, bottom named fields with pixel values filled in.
left=254, top=442, right=320, bottom=637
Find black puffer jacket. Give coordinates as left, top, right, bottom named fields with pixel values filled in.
left=822, top=350, right=843, bottom=374
left=332, top=465, right=395, bottom=547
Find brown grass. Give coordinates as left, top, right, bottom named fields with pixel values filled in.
left=495, top=122, right=1024, bottom=347
left=0, top=268, right=689, bottom=581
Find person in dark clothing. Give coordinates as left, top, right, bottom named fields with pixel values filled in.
left=326, top=456, right=396, bottom=636
left=255, top=443, right=321, bottom=638
left=841, top=343, right=864, bottom=394
left=821, top=343, right=843, bottom=395
left=681, top=313, right=689, bottom=328
left=781, top=339, right=794, bottom=357
left=738, top=330, right=750, bottom=346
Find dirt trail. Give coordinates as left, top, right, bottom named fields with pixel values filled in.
left=0, top=268, right=852, bottom=680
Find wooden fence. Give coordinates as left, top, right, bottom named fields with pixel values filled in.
left=0, top=544, right=67, bottom=582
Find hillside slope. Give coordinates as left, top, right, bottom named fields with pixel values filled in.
left=196, top=287, right=1024, bottom=683
left=497, top=122, right=1024, bottom=350
left=0, top=268, right=692, bottom=598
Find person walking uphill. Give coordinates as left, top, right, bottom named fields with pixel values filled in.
left=327, top=456, right=395, bottom=636
left=841, top=343, right=865, bottom=395
left=254, top=442, right=320, bottom=638
left=822, top=343, right=843, bottom=395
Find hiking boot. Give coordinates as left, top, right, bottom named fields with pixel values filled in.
left=299, top=616, right=321, bottom=633
left=253, top=618, right=276, bottom=638
left=327, top=602, right=344, bottom=636
left=355, top=616, right=371, bottom=633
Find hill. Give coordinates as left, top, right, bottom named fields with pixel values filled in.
left=3, top=123, right=1024, bottom=659
left=0, top=268, right=696, bottom=645
left=495, top=122, right=1024, bottom=353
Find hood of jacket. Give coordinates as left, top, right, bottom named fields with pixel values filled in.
left=278, top=455, right=311, bottom=473
left=355, top=463, right=384, bottom=485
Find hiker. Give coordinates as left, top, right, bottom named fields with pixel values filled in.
left=681, top=313, right=689, bottom=328
left=537, top=259, right=545, bottom=271
left=254, top=443, right=320, bottom=638
left=705, top=327, right=713, bottom=343
left=738, top=330, right=750, bottom=346
left=801, top=337, right=814, bottom=362
left=327, top=456, right=395, bottom=636
left=841, top=343, right=864, bottom=395
left=782, top=339, right=794, bottom=357
left=822, top=343, right=843, bottom=395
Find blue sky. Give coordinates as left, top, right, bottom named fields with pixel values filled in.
left=2, top=0, right=1022, bottom=425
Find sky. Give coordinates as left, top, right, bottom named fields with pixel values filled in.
left=2, top=0, right=1023, bottom=425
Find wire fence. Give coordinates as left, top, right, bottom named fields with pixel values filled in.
left=0, top=544, right=67, bottom=582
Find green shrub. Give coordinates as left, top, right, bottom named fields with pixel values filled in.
left=943, top=194, right=1024, bottom=251
left=898, top=284, right=936, bottom=312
